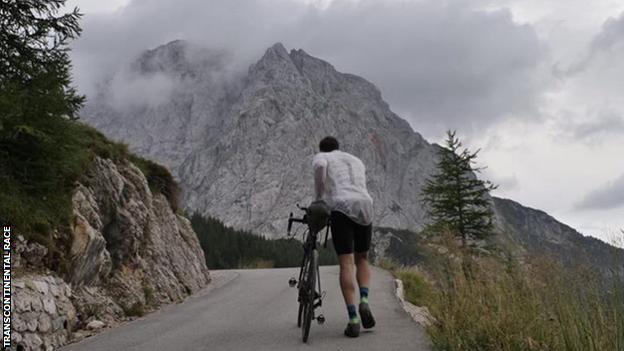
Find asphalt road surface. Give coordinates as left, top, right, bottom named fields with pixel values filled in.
left=60, top=266, right=430, bottom=351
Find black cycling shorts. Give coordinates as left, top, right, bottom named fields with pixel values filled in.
left=330, top=211, right=372, bottom=256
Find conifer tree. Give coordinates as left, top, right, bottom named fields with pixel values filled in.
left=421, top=130, right=498, bottom=246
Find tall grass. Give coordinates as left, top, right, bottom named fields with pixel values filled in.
left=381, top=227, right=624, bottom=351
left=418, top=253, right=624, bottom=351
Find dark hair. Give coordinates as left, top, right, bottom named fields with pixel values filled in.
left=319, top=136, right=339, bottom=152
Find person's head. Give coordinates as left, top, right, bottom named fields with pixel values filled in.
left=319, top=136, right=339, bottom=152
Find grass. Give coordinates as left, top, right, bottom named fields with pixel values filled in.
left=377, top=226, right=624, bottom=351
left=0, top=117, right=179, bottom=274
left=129, top=155, right=180, bottom=211
left=121, top=301, right=146, bottom=317
left=425, top=254, right=624, bottom=351
left=395, top=267, right=433, bottom=307
left=384, top=254, right=624, bottom=350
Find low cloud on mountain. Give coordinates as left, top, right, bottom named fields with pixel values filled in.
left=71, top=0, right=546, bottom=135
left=68, top=0, right=624, bottom=239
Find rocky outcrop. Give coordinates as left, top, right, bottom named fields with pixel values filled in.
left=14, top=156, right=210, bottom=350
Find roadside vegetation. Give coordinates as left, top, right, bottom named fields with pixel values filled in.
left=0, top=0, right=180, bottom=274
left=191, top=214, right=338, bottom=269
left=382, top=232, right=624, bottom=351
left=382, top=130, right=624, bottom=351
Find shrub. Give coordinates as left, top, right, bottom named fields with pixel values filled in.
left=129, top=155, right=181, bottom=211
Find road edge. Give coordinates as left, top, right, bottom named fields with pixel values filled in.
left=393, top=277, right=434, bottom=328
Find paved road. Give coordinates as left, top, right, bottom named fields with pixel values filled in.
left=61, top=266, right=430, bottom=351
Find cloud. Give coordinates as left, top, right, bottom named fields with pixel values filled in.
left=554, top=109, right=624, bottom=145
left=590, top=11, right=624, bottom=52
left=70, top=0, right=546, bottom=136
left=568, top=111, right=624, bottom=142
left=576, top=173, right=624, bottom=210
left=556, top=11, right=624, bottom=76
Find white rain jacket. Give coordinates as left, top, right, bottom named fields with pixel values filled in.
left=312, top=150, right=374, bottom=226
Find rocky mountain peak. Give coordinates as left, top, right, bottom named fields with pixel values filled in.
left=80, top=42, right=624, bottom=276
left=84, top=41, right=438, bottom=236
left=247, top=42, right=305, bottom=87
left=134, top=39, right=191, bottom=74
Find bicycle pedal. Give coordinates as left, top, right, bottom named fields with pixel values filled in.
left=317, top=314, right=326, bottom=325
left=288, top=277, right=297, bottom=287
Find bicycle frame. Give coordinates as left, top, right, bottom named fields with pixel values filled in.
left=287, top=205, right=331, bottom=341
left=297, top=228, right=322, bottom=305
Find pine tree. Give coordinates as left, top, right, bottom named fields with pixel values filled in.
left=421, top=130, right=498, bottom=246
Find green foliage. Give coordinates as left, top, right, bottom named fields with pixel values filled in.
left=143, top=285, right=156, bottom=306
left=122, top=301, right=146, bottom=317
left=129, top=155, right=180, bottom=211
left=0, top=119, right=127, bottom=242
left=395, top=267, right=434, bottom=307
left=1, top=0, right=84, bottom=122
left=0, top=0, right=84, bottom=249
left=422, top=130, right=497, bottom=245
left=190, top=214, right=338, bottom=269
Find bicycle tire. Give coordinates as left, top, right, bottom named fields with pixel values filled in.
left=297, top=251, right=310, bottom=327
left=302, top=249, right=318, bottom=343
left=297, top=302, right=304, bottom=327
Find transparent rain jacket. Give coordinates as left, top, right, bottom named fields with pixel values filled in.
left=312, top=150, right=374, bottom=226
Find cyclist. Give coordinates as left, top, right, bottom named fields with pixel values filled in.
left=312, top=136, right=376, bottom=338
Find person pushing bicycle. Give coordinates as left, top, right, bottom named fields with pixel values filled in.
left=312, top=136, right=376, bottom=338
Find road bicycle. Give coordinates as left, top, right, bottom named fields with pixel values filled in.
left=287, top=203, right=331, bottom=343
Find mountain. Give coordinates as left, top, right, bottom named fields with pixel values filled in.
left=82, top=40, right=622, bottom=269
left=493, top=197, right=622, bottom=270
left=84, top=41, right=438, bottom=237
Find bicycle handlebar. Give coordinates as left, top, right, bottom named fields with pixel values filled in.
left=287, top=211, right=307, bottom=236
left=287, top=205, right=330, bottom=249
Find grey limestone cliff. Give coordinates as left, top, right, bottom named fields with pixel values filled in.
left=82, top=40, right=622, bottom=269
left=14, top=156, right=211, bottom=351
left=83, top=41, right=438, bottom=238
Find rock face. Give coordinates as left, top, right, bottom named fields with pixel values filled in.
left=14, top=156, right=211, bottom=350
left=82, top=40, right=622, bottom=268
left=70, top=157, right=210, bottom=308
left=83, top=41, right=438, bottom=238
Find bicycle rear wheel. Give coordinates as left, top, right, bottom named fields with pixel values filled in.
left=302, top=249, right=318, bottom=343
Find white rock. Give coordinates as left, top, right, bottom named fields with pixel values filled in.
left=86, top=320, right=106, bottom=330
left=42, top=296, right=57, bottom=315
left=38, top=314, right=52, bottom=333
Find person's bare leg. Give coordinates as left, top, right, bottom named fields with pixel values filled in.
left=354, top=251, right=371, bottom=290
left=355, top=251, right=375, bottom=328
left=338, top=253, right=357, bottom=306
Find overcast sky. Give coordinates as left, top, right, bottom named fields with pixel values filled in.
left=66, top=0, right=624, bottom=244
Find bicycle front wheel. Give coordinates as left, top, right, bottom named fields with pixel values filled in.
left=297, top=302, right=304, bottom=327
left=302, top=249, right=318, bottom=343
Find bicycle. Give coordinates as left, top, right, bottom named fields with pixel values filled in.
left=287, top=203, right=331, bottom=343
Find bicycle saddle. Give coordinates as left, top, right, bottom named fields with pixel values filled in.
left=307, top=200, right=330, bottom=233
